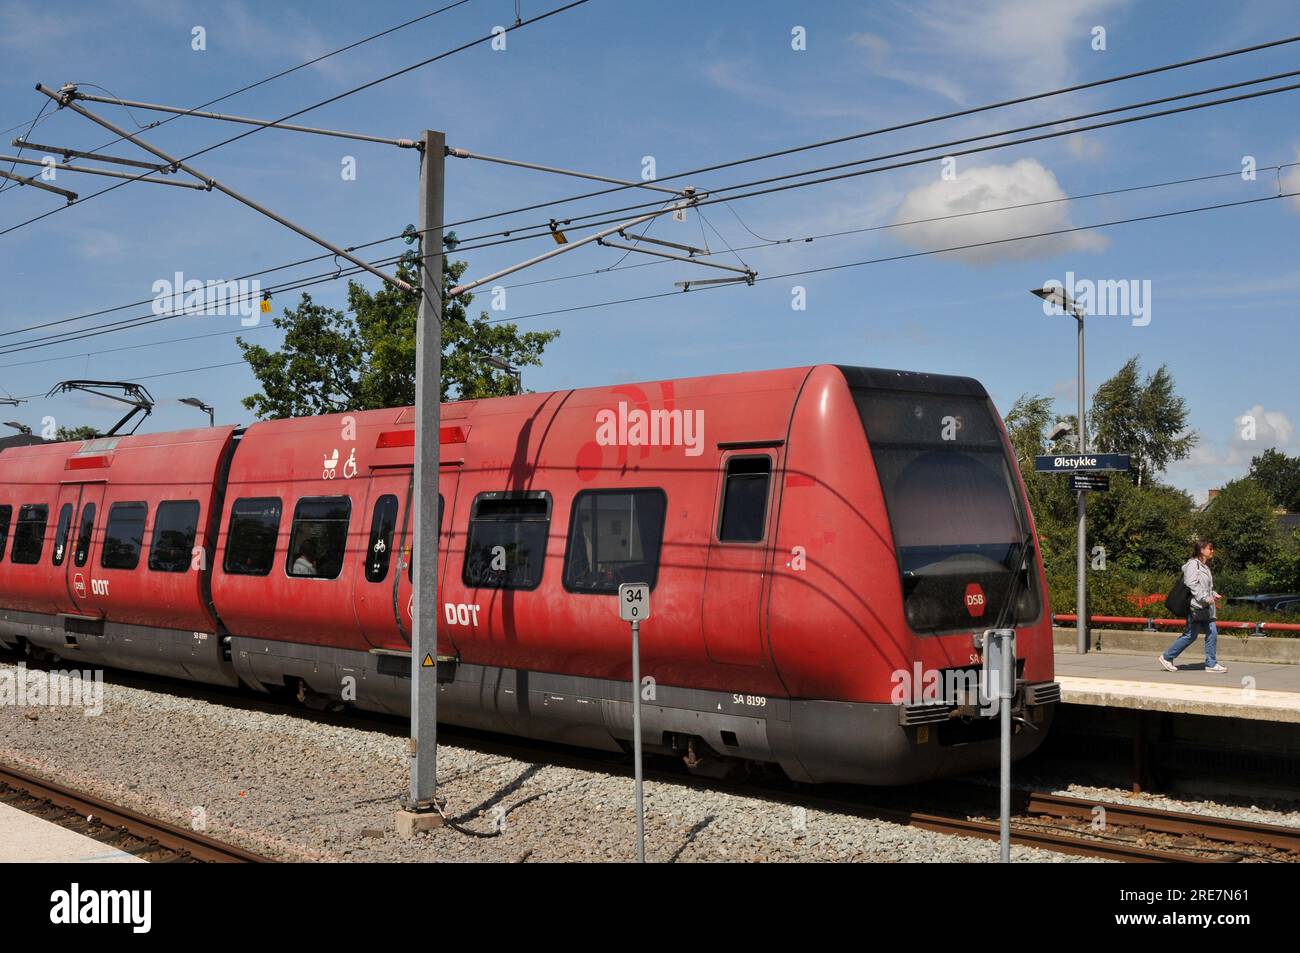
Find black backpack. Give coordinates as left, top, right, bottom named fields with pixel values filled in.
left=1165, top=575, right=1192, bottom=617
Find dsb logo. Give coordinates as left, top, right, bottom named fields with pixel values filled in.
left=964, top=583, right=986, bottom=618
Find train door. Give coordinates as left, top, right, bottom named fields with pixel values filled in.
left=64, top=482, right=105, bottom=615
left=354, top=468, right=412, bottom=650
left=355, top=467, right=458, bottom=655
left=700, top=447, right=782, bottom=668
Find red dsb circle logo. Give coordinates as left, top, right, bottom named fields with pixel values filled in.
left=965, top=583, right=986, bottom=618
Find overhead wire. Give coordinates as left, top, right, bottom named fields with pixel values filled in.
left=439, top=68, right=1300, bottom=249
left=5, top=44, right=1298, bottom=341
left=1, top=160, right=1292, bottom=357
left=0, top=0, right=588, bottom=240
left=432, top=32, right=1300, bottom=231
left=11, top=184, right=1297, bottom=402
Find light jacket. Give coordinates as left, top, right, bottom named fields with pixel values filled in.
left=1182, top=558, right=1217, bottom=618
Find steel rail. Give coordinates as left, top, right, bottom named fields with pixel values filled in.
left=0, top=761, right=273, bottom=863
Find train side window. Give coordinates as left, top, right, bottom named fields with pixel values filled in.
left=365, top=495, right=399, bottom=583
left=149, top=500, right=201, bottom=573
left=10, top=504, right=49, bottom=565
left=223, top=498, right=283, bottom=576
left=462, top=492, right=550, bottom=590
left=286, top=496, right=351, bottom=580
left=0, top=505, right=12, bottom=562
left=73, top=503, right=95, bottom=567
left=51, top=503, right=74, bottom=566
left=101, top=502, right=148, bottom=570
left=718, top=456, right=772, bottom=543
left=564, top=489, right=667, bottom=594
left=406, top=494, right=443, bottom=584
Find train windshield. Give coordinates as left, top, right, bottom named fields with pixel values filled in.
left=852, top=389, right=1040, bottom=635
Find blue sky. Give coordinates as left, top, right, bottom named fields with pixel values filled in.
left=0, top=0, right=1296, bottom=501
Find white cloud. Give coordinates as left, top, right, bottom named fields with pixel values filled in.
left=906, top=0, right=1130, bottom=94
left=848, top=31, right=966, bottom=105
left=1066, top=133, right=1103, bottom=161
left=889, top=158, right=1108, bottom=264
left=1166, top=406, right=1295, bottom=502
left=1232, top=405, right=1295, bottom=451
left=1281, top=153, right=1300, bottom=213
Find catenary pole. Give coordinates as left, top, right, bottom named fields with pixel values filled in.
left=408, top=129, right=445, bottom=810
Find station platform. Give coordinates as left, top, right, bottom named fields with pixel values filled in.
left=1052, top=628, right=1300, bottom=724
left=0, top=801, right=143, bottom=863
left=1040, top=629, right=1300, bottom=795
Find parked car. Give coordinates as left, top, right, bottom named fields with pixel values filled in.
left=1228, top=593, right=1300, bottom=612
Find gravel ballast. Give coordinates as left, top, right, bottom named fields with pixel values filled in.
left=1, top=658, right=1109, bottom=862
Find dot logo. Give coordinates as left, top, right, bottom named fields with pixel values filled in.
left=965, top=583, right=986, bottom=618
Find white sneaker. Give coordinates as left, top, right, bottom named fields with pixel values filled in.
left=1206, top=664, right=1228, bottom=673
left=1158, top=656, right=1177, bottom=672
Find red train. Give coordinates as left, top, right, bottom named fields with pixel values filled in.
left=0, top=364, right=1058, bottom=784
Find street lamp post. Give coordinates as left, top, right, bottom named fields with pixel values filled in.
left=1031, top=286, right=1090, bottom=655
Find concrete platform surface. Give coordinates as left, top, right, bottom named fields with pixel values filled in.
left=0, top=801, right=144, bottom=863
left=1054, top=651, right=1300, bottom=722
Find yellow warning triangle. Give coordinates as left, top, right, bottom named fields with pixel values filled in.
left=421, top=654, right=435, bottom=668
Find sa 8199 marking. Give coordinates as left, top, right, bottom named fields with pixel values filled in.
left=732, top=694, right=767, bottom=708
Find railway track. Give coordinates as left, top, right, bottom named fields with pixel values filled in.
left=0, top=762, right=273, bottom=863
left=5, top=651, right=1298, bottom=863
left=821, top=784, right=1300, bottom=863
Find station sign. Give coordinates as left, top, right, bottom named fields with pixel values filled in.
left=1069, top=473, right=1111, bottom=493
left=1034, top=453, right=1131, bottom=473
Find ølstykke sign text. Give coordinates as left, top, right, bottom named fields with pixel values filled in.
left=1033, top=453, right=1131, bottom=473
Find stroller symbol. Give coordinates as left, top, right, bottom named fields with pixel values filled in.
left=322, top=449, right=339, bottom=479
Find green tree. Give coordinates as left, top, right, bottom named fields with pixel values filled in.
left=1249, top=448, right=1300, bottom=512
left=1086, top=478, right=1194, bottom=572
left=1196, top=477, right=1278, bottom=574
left=1090, top=356, right=1196, bottom=486
left=1002, top=394, right=1076, bottom=572
left=55, top=425, right=101, bottom=441
left=238, top=258, right=559, bottom=418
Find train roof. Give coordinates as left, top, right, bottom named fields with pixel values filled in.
left=0, top=426, right=237, bottom=486
left=0, top=364, right=992, bottom=487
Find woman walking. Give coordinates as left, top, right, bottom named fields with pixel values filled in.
left=1159, top=539, right=1228, bottom=673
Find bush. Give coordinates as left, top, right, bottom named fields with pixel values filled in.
left=1044, top=566, right=1300, bottom=632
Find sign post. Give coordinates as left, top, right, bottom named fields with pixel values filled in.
left=1034, top=453, right=1131, bottom=653
left=981, top=627, right=1016, bottom=863
left=618, top=582, right=650, bottom=863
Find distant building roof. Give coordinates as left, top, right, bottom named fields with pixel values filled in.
left=1279, top=512, right=1300, bottom=535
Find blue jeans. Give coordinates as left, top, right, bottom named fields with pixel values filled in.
left=1162, top=617, right=1218, bottom=667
